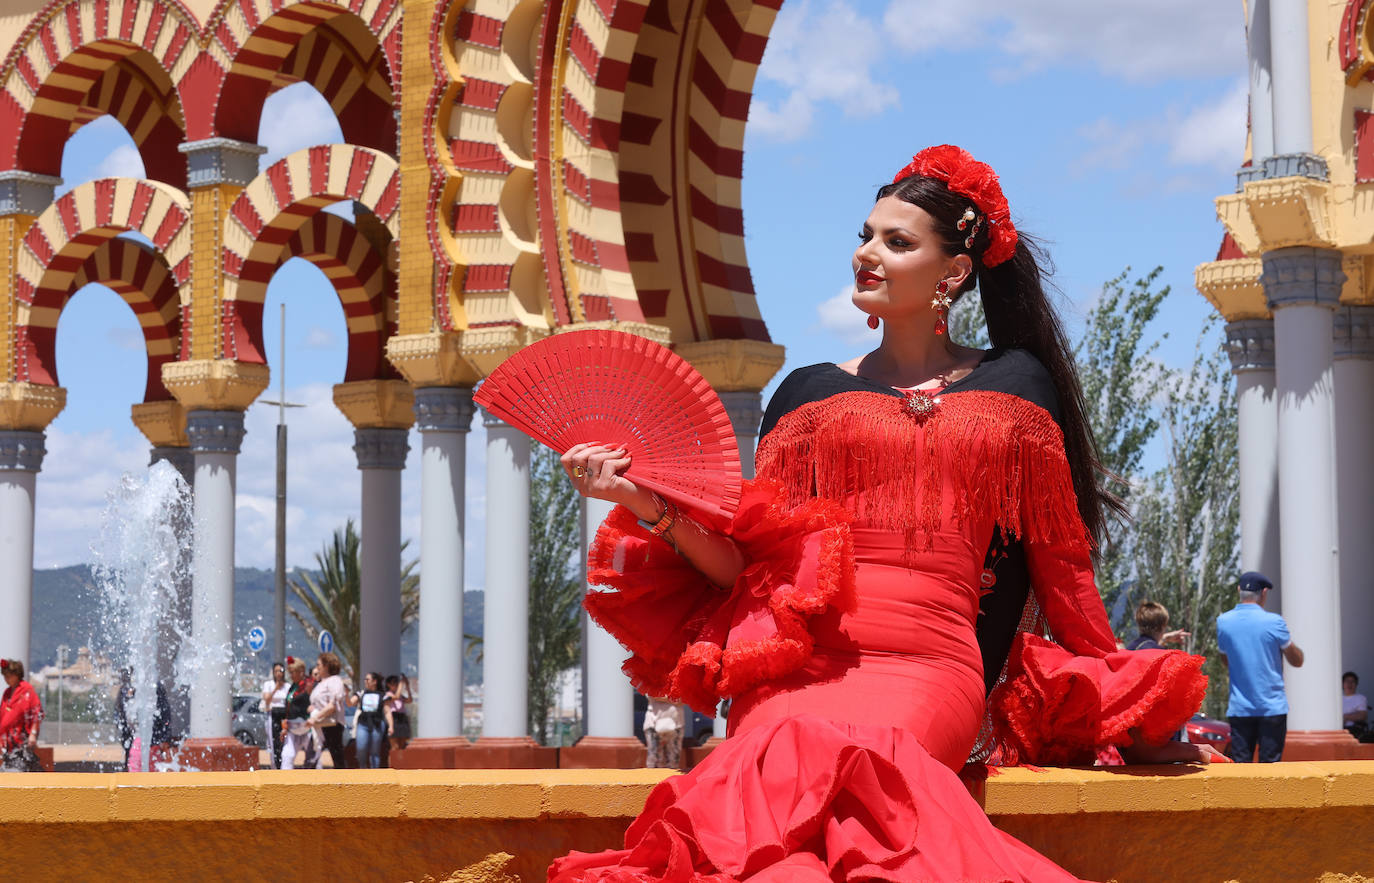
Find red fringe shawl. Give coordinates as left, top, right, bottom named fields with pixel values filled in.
left=754, top=391, right=1090, bottom=554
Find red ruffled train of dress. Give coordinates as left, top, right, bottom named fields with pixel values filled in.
left=549, top=715, right=1081, bottom=883
left=558, top=477, right=1206, bottom=882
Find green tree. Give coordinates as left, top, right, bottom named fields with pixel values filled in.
left=1128, top=322, right=1240, bottom=716
left=524, top=446, right=585, bottom=744
left=288, top=519, right=420, bottom=681
left=947, top=290, right=990, bottom=350
left=1074, top=268, right=1170, bottom=599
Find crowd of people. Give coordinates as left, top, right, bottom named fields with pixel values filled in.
left=262, top=653, right=413, bottom=770
left=0, top=651, right=418, bottom=772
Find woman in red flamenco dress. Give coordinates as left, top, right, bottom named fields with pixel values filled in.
left=550, top=145, right=1227, bottom=882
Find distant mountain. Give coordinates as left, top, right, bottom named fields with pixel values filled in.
left=29, top=566, right=484, bottom=684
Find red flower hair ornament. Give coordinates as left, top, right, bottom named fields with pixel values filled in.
left=893, top=145, right=1018, bottom=267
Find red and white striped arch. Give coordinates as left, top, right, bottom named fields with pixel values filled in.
left=212, top=0, right=400, bottom=150
left=228, top=210, right=393, bottom=381
left=0, top=0, right=203, bottom=183
left=11, top=177, right=189, bottom=393
left=221, top=144, right=398, bottom=370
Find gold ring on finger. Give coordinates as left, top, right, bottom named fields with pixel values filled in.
left=572, top=465, right=586, bottom=478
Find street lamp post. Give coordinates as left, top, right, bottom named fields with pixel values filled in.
left=257, top=303, right=304, bottom=663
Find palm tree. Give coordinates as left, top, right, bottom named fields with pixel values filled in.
left=288, top=519, right=420, bottom=681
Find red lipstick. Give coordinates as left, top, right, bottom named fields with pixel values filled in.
left=856, top=271, right=883, bottom=286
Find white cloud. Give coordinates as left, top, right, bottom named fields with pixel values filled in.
left=1074, top=77, right=1248, bottom=177
left=812, top=284, right=872, bottom=347
left=257, top=82, right=345, bottom=170
left=750, top=0, right=900, bottom=142
left=33, top=426, right=151, bottom=568
left=882, top=0, right=1245, bottom=82
left=1168, top=79, right=1249, bottom=170
left=93, top=144, right=145, bottom=180
left=302, top=327, right=336, bottom=350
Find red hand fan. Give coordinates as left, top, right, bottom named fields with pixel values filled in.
left=473, top=329, right=742, bottom=520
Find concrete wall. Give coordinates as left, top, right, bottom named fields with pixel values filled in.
left=5, top=765, right=1374, bottom=882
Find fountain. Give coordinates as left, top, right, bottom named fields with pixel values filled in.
left=90, top=460, right=207, bottom=771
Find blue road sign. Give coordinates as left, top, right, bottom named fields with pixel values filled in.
left=318, top=630, right=334, bottom=654
left=247, top=626, right=267, bottom=652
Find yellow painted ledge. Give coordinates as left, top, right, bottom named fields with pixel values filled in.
left=5, top=765, right=1374, bottom=882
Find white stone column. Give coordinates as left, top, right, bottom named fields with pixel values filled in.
left=355, top=428, right=409, bottom=679
left=1225, top=321, right=1282, bottom=613
left=582, top=495, right=632, bottom=738
left=1335, top=308, right=1374, bottom=688
left=1246, top=0, right=1274, bottom=165
left=185, top=410, right=246, bottom=739
left=1264, top=247, right=1344, bottom=730
left=1268, top=0, right=1312, bottom=159
left=0, top=431, right=44, bottom=670
left=149, top=445, right=194, bottom=739
left=481, top=411, right=530, bottom=738
left=414, top=388, right=475, bottom=739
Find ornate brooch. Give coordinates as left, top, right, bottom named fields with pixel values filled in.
left=903, top=391, right=940, bottom=423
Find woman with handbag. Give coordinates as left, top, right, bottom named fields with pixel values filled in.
left=0, top=658, right=43, bottom=772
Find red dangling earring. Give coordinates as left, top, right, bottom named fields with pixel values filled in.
left=931, top=280, right=952, bottom=336
left=867, top=314, right=880, bottom=330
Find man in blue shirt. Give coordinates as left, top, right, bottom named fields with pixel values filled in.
left=1216, top=571, right=1305, bottom=762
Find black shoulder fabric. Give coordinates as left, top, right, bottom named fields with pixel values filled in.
left=944, top=348, right=1063, bottom=428
left=758, top=364, right=903, bottom=440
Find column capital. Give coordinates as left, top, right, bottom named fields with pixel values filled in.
left=185, top=409, right=246, bottom=455
left=1235, top=154, right=1329, bottom=189
left=163, top=359, right=270, bottom=412
left=1335, top=306, right=1374, bottom=361
left=0, top=430, right=45, bottom=472
left=717, top=389, right=764, bottom=439
left=131, top=400, right=188, bottom=448
left=0, top=382, right=65, bottom=431
left=353, top=426, right=410, bottom=469
left=674, top=339, right=786, bottom=392
left=414, top=386, right=475, bottom=432
left=149, top=445, right=195, bottom=480
left=1225, top=319, right=1276, bottom=374
left=332, top=379, right=415, bottom=429
left=1261, top=247, right=1346, bottom=310
left=385, top=332, right=482, bottom=388
left=0, top=171, right=61, bottom=216
left=177, top=138, right=266, bottom=187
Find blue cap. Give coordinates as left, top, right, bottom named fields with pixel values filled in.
left=1239, top=571, right=1273, bottom=594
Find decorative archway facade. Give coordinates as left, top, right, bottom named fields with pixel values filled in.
left=0, top=0, right=788, bottom=767
left=1196, top=0, right=1374, bottom=742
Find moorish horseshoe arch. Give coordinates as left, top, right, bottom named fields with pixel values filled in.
left=0, top=0, right=793, bottom=756
left=219, top=144, right=399, bottom=366
left=11, top=176, right=190, bottom=391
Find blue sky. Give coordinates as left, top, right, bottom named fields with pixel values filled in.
left=34, top=0, right=1246, bottom=579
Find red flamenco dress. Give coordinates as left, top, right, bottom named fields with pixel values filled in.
left=549, top=351, right=1207, bottom=883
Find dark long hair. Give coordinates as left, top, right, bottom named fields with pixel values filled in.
left=877, top=175, right=1122, bottom=546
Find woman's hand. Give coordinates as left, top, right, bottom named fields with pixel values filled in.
left=1161, top=629, right=1192, bottom=646
left=562, top=443, right=657, bottom=519
left=1119, top=729, right=1232, bottom=764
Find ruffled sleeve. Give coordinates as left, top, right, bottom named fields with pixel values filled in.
left=583, top=478, right=854, bottom=715
left=987, top=403, right=1208, bottom=766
